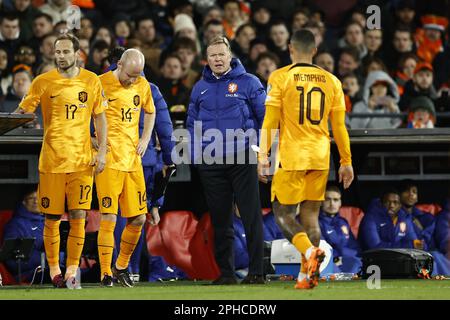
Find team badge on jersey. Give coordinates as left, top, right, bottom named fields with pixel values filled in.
left=102, top=197, right=112, bottom=208
left=78, top=91, right=88, bottom=103
left=41, top=197, right=50, bottom=208
left=399, top=222, right=406, bottom=233
left=133, top=95, right=140, bottom=106
left=228, top=83, right=238, bottom=93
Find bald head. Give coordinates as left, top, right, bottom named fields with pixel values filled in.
left=116, top=48, right=145, bottom=87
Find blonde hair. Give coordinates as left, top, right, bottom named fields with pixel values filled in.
left=207, top=36, right=232, bottom=52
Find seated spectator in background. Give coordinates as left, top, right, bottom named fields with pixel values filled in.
left=39, top=0, right=72, bottom=26
left=113, top=15, right=133, bottom=47
left=434, top=199, right=449, bottom=259
left=202, top=5, right=223, bottom=27
left=38, top=33, right=57, bottom=66
left=76, top=17, right=94, bottom=41
left=319, top=185, right=362, bottom=274
left=362, top=56, right=388, bottom=78
left=86, top=40, right=109, bottom=75
left=93, top=27, right=115, bottom=48
left=350, top=70, right=402, bottom=129
left=135, top=17, right=164, bottom=75
left=406, top=96, right=436, bottom=128
left=303, top=21, right=327, bottom=52
left=201, top=19, right=225, bottom=58
left=415, top=14, right=448, bottom=64
left=337, top=21, right=367, bottom=59
left=0, top=47, right=12, bottom=95
left=342, top=73, right=361, bottom=113
left=173, top=13, right=201, bottom=54
left=3, top=187, right=57, bottom=283
left=391, top=0, right=417, bottom=30
left=359, top=189, right=419, bottom=251
left=0, top=14, right=22, bottom=68
left=394, top=53, right=418, bottom=96
left=247, top=38, right=268, bottom=74
left=383, top=27, right=415, bottom=73
left=53, top=20, right=68, bottom=35
left=230, top=23, right=256, bottom=69
left=14, top=45, right=37, bottom=70
left=157, top=54, right=190, bottom=128
left=7, top=0, right=40, bottom=42
left=336, top=47, right=361, bottom=81
left=314, top=51, right=334, bottom=74
left=291, top=7, right=310, bottom=33
left=171, top=37, right=201, bottom=90
left=251, top=4, right=271, bottom=41
left=29, top=13, right=53, bottom=52
left=268, top=20, right=291, bottom=67
left=221, top=0, right=245, bottom=40
left=400, top=61, right=438, bottom=111
left=254, top=52, right=279, bottom=89
left=362, top=29, right=383, bottom=61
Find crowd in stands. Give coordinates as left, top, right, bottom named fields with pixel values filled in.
left=0, top=0, right=449, bottom=129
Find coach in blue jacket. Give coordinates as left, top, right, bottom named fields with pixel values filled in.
left=187, top=36, right=266, bottom=285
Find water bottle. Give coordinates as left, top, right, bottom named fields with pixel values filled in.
left=334, top=272, right=355, bottom=281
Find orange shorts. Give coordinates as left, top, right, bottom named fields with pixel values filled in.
left=95, top=168, right=147, bottom=217
left=38, top=168, right=94, bottom=214
left=271, top=168, right=329, bottom=205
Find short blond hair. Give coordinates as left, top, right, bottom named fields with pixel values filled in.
left=207, top=36, right=232, bottom=52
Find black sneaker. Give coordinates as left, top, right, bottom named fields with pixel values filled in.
left=241, top=274, right=266, bottom=284
left=100, top=274, right=113, bottom=287
left=210, top=276, right=238, bottom=285
left=112, top=266, right=134, bottom=287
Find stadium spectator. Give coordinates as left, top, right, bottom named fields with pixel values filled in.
left=6, top=0, right=40, bottom=42
left=406, top=96, right=436, bottom=128
left=113, top=15, right=133, bottom=47
left=221, top=0, right=244, bottom=40
left=415, top=14, right=448, bottom=64
left=187, top=35, right=266, bottom=285
left=171, top=36, right=201, bottom=90
left=314, top=51, right=334, bottom=74
left=200, top=19, right=224, bottom=57
left=201, top=5, right=223, bottom=27
left=76, top=17, right=94, bottom=41
left=29, top=13, right=53, bottom=51
left=135, top=17, right=164, bottom=74
left=336, top=47, right=361, bottom=81
left=399, top=61, right=438, bottom=111
left=93, top=27, right=115, bottom=48
left=383, top=27, right=415, bottom=73
left=394, top=53, right=418, bottom=96
left=173, top=13, right=201, bottom=54
left=319, top=185, right=362, bottom=274
left=86, top=40, right=109, bottom=75
left=362, top=56, right=389, bottom=78
left=337, top=21, right=366, bottom=59
left=303, top=21, right=326, bottom=51
left=392, top=0, right=417, bottom=30
left=255, top=51, right=279, bottom=89
left=363, top=29, right=383, bottom=60
left=341, top=73, right=361, bottom=112
left=230, top=23, right=256, bottom=69
left=359, top=189, right=420, bottom=251
left=268, top=21, right=290, bottom=67
left=350, top=70, right=402, bottom=129
left=14, top=45, right=36, bottom=69
left=38, top=33, right=57, bottom=66
left=247, top=38, right=268, bottom=74
left=0, top=47, right=12, bottom=95
left=39, top=0, right=73, bottom=25
left=53, top=20, right=68, bottom=35
left=251, top=4, right=271, bottom=41
left=0, top=14, right=22, bottom=68
left=157, top=53, right=190, bottom=128
left=291, top=7, right=310, bottom=33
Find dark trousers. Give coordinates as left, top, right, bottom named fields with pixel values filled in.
left=197, top=162, right=264, bottom=277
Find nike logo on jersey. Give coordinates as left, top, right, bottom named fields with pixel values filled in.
left=108, top=98, right=118, bottom=102
left=326, top=230, right=333, bottom=234
left=31, top=227, right=38, bottom=230
left=50, top=94, right=60, bottom=98
left=201, top=89, right=208, bottom=95
left=380, top=223, right=387, bottom=227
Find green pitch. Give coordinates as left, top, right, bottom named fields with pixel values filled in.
left=0, top=279, right=449, bottom=300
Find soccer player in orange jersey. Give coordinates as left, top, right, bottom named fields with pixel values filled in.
left=95, top=49, right=156, bottom=287
left=258, top=30, right=354, bottom=289
left=15, top=33, right=108, bottom=289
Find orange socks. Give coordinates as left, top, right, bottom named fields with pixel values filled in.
left=116, top=224, right=142, bottom=270
left=43, top=218, right=61, bottom=279
left=98, top=220, right=116, bottom=278
left=65, top=218, right=85, bottom=277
